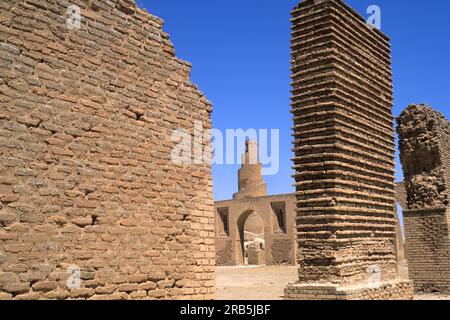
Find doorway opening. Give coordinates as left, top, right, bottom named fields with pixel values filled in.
left=237, top=210, right=265, bottom=265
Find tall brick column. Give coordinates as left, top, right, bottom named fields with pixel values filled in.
left=397, top=104, right=450, bottom=294
left=284, top=0, right=413, bottom=299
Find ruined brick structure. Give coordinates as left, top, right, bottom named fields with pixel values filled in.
left=398, top=104, right=450, bottom=294
left=284, top=0, right=413, bottom=299
left=0, top=0, right=214, bottom=299
left=215, top=140, right=405, bottom=268
left=215, top=141, right=297, bottom=266
left=215, top=194, right=297, bottom=266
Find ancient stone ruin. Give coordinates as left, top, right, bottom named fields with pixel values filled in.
left=397, top=104, right=450, bottom=294
left=233, top=140, right=267, bottom=200
left=284, top=0, right=413, bottom=299
left=215, top=140, right=297, bottom=266
left=0, top=0, right=214, bottom=300
left=1, top=0, right=449, bottom=302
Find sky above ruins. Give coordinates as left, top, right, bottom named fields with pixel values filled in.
left=142, top=0, right=450, bottom=201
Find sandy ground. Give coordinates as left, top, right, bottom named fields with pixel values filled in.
left=216, top=266, right=298, bottom=300
left=216, top=265, right=450, bottom=300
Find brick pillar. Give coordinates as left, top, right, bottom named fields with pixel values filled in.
left=397, top=104, right=450, bottom=294
left=284, top=0, right=412, bottom=300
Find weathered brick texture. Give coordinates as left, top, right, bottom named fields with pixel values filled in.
left=0, top=0, right=214, bottom=300
left=398, top=104, right=450, bottom=294
left=284, top=0, right=412, bottom=299
left=215, top=194, right=297, bottom=266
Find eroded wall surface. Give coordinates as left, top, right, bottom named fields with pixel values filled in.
left=398, top=104, right=450, bottom=294
left=0, top=0, right=214, bottom=300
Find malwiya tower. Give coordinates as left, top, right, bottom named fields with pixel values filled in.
left=233, top=140, right=267, bottom=200
left=284, top=0, right=413, bottom=299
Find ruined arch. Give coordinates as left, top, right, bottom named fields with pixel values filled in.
left=214, top=194, right=297, bottom=266
left=236, top=210, right=265, bottom=265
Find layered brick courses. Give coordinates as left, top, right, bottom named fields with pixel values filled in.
left=0, top=0, right=214, bottom=300
left=398, top=104, right=450, bottom=294
left=284, top=0, right=412, bottom=299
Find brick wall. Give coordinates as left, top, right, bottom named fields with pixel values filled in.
left=403, top=207, right=450, bottom=293
left=0, top=0, right=214, bottom=300
left=398, top=104, right=450, bottom=294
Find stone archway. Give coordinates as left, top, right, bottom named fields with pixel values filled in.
left=236, top=210, right=266, bottom=265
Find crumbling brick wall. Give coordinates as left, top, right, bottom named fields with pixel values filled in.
left=398, top=104, right=450, bottom=294
left=215, top=239, right=233, bottom=266
left=0, top=0, right=214, bottom=300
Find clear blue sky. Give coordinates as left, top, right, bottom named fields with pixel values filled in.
left=140, top=0, right=450, bottom=201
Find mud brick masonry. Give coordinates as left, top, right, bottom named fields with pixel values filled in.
left=398, top=104, right=450, bottom=294
left=215, top=140, right=297, bottom=266
left=214, top=142, right=406, bottom=267
left=284, top=0, right=413, bottom=299
left=0, top=0, right=214, bottom=299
